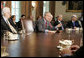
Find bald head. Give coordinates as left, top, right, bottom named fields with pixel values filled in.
left=71, top=15, right=77, bottom=21
left=57, top=15, right=63, bottom=21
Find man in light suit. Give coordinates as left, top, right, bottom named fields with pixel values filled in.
left=37, top=12, right=56, bottom=33
left=1, top=7, right=18, bottom=37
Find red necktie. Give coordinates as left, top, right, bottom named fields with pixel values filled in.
left=45, top=21, right=47, bottom=28
left=49, top=23, right=53, bottom=28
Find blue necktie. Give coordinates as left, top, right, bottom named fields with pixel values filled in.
left=62, top=25, right=64, bottom=30
left=73, top=22, right=75, bottom=27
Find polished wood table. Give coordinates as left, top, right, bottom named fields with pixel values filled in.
left=1, top=30, right=83, bottom=57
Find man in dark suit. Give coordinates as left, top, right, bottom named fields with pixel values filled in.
left=54, top=15, right=65, bottom=31
left=1, top=7, right=18, bottom=36
left=66, top=15, right=82, bottom=29
left=37, top=12, right=56, bottom=33
left=16, top=15, right=26, bottom=31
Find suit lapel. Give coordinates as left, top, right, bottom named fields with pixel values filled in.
left=2, top=17, right=11, bottom=29
left=1, top=17, right=13, bottom=32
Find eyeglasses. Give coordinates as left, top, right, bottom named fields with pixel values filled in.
left=46, top=15, right=52, bottom=18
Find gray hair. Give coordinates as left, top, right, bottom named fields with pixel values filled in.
left=71, top=15, right=77, bottom=19
left=44, top=12, right=51, bottom=16
left=2, top=7, right=10, bottom=15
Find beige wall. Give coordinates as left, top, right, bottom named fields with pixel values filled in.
left=55, top=1, right=81, bottom=21
left=4, top=1, right=82, bottom=21
left=21, top=1, right=31, bottom=19
left=49, top=1, right=55, bottom=17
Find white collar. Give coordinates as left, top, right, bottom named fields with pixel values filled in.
left=58, top=20, right=61, bottom=23
left=44, top=18, right=47, bottom=22
left=3, top=16, right=8, bottom=22
left=72, top=20, right=75, bottom=23
left=81, top=17, right=83, bottom=21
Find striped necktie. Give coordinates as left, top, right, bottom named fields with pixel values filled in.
left=49, top=22, right=53, bottom=29
left=45, top=20, right=47, bottom=29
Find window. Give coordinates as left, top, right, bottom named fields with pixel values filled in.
left=11, top=1, right=21, bottom=22
left=43, top=1, right=50, bottom=16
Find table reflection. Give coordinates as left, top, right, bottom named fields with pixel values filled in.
left=1, top=29, right=83, bottom=57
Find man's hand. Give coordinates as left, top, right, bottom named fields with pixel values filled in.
left=60, top=45, right=80, bottom=57
left=60, top=48, right=72, bottom=57
left=70, top=45, right=80, bottom=54
left=48, top=30, right=56, bottom=33
left=74, top=27, right=77, bottom=29
left=57, top=23, right=62, bottom=28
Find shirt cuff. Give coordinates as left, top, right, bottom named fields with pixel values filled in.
left=55, top=26, right=58, bottom=30
left=45, top=30, right=49, bottom=33
left=63, top=54, right=71, bottom=57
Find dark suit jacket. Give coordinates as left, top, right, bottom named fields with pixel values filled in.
left=54, top=20, right=65, bottom=30
left=8, top=18, right=19, bottom=32
left=64, top=46, right=83, bottom=57
left=37, top=18, right=55, bottom=32
left=66, top=20, right=81, bottom=28
left=1, top=17, right=18, bottom=36
left=16, top=19, right=22, bottom=31
left=72, top=46, right=83, bottom=57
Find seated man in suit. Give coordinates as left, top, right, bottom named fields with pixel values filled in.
left=1, top=7, right=18, bottom=36
left=37, top=12, right=56, bottom=33
left=16, top=14, right=26, bottom=31
left=66, top=15, right=82, bottom=29
left=54, top=15, right=65, bottom=31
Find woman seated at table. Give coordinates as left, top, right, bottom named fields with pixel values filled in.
left=66, top=15, right=82, bottom=29
left=10, top=15, right=18, bottom=29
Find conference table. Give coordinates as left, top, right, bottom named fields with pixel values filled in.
left=1, top=30, right=83, bottom=57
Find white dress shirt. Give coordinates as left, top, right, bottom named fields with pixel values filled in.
left=44, top=19, right=49, bottom=33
